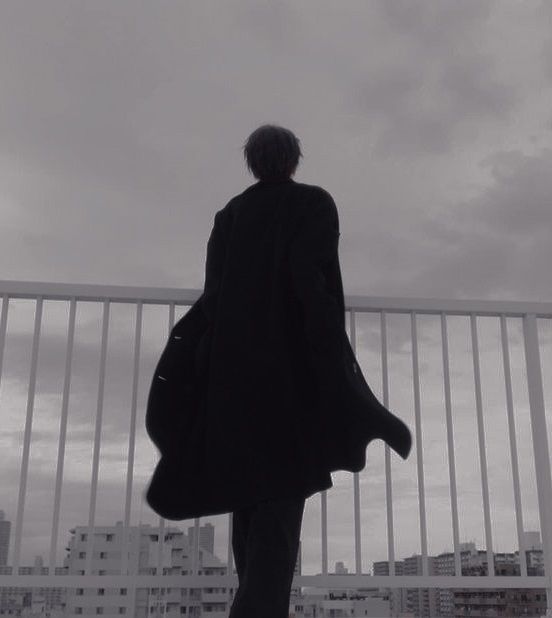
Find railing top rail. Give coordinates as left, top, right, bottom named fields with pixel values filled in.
left=0, top=279, right=552, bottom=317
left=0, top=573, right=549, bottom=590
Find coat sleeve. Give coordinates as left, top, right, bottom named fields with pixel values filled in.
left=201, top=208, right=228, bottom=324
left=289, top=188, right=345, bottom=356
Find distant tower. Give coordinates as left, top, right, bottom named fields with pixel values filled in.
left=187, top=522, right=215, bottom=554
left=522, top=531, right=542, bottom=551
left=0, top=510, right=11, bottom=566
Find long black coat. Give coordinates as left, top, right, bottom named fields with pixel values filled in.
left=144, top=178, right=411, bottom=521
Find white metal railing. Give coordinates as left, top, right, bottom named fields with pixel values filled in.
left=0, top=279, right=551, bottom=617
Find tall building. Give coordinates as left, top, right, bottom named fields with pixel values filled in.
left=0, top=554, right=66, bottom=615
left=373, top=558, right=407, bottom=615
left=403, top=553, right=438, bottom=617
left=453, top=534, right=546, bottom=617
left=0, top=510, right=10, bottom=566
left=186, top=521, right=215, bottom=554
left=372, top=535, right=547, bottom=617
left=454, top=557, right=545, bottom=616
left=63, top=521, right=229, bottom=616
left=432, top=541, right=480, bottom=616
left=296, top=561, right=391, bottom=618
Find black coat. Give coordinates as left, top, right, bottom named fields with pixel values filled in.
left=144, top=178, right=412, bottom=521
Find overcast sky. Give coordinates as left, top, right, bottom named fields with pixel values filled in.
left=1, top=0, right=552, bottom=577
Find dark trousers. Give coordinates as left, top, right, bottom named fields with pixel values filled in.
left=229, top=495, right=306, bottom=618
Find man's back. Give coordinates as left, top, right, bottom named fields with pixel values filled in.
left=144, top=124, right=411, bottom=522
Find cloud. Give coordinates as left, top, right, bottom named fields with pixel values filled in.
left=0, top=0, right=550, bottom=572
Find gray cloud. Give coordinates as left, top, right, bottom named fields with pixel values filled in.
left=0, top=0, right=550, bottom=574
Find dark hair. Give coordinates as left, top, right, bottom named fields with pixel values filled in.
left=242, top=124, right=303, bottom=181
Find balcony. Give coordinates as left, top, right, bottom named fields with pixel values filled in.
left=0, top=279, right=551, bottom=617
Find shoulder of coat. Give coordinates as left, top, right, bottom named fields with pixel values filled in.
left=309, top=184, right=334, bottom=201
left=217, top=196, right=239, bottom=220
left=296, top=186, right=339, bottom=236
left=297, top=185, right=337, bottom=217
left=294, top=183, right=334, bottom=205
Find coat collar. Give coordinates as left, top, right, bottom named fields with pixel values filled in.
left=243, top=177, right=296, bottom=194
left=257, top=177, right=295, bottom=185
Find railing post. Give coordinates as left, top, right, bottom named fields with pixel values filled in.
left=522, top=313, right=552, bottom=617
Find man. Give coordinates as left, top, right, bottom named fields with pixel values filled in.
left=145, top=123, right=412, bottom=617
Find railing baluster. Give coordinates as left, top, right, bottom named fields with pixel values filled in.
left=120, top=301, right=143, bottom=582
left=85, top=299, right=110, bottom=576
left=440, top=311, right=461, bottom=576
left=411, top=311, right=429, bottom=577
left=321, top=488, right=328, bottom=575
left=470, top=313, right=494, bottom=575
left=227, top=512, right=234, bottom=604
left=48, top=297, right=77, bottom=576
left=350, top=309, right=362, bottom=576
left=192, top=517, right=201, bottom=576
left=0, top=294, right=9, bottom=392
left=156, top=303, right=176, bottom=577
left=499, top=314, right=527, bottom=577
left=381, top=310, right=397, bottom=614
left=522, top=313, right=552, bottom=615
left=13, top=296, right=43, bottom=573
